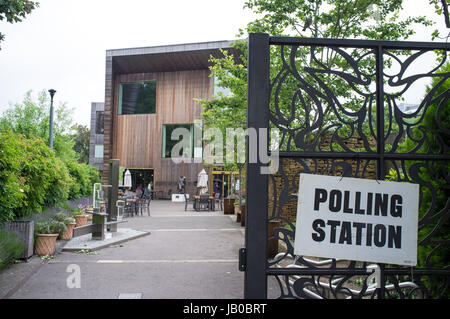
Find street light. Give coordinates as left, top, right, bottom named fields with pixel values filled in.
left=48, top=89, right=56, bottom=148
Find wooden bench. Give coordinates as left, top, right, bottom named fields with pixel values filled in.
left=73, top=212, right=127, bottom=240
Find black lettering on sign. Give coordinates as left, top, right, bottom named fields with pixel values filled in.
left=367, top=193, right=373, bottom=215
left=311, top=219, right=325, bottom=242
left=343, top=191, right=353, bottom=214
left=329, top=190, right=341, bottom=212
left=374, top=193, right=388, bottom=216
left=314, top=188, right=327, bottom=211
left=354, top=192, right=365, bottom=215
left=338, top=221, right=352, bottom=245
left=327, top=220, right=340, bottom=243
left=374, top=224, right=387, bottom=247
left=388, top=225, right=402, bottom=248
left=390, top=195, right=403, bottom=218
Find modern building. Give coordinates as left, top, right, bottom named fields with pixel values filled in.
left=101, top=40, right=241, bottom=196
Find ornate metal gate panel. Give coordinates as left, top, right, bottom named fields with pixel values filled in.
left=245, top=33, right=450, bottom=299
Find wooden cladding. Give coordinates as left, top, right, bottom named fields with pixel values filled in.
left=105, top=69, right=212, bottom=194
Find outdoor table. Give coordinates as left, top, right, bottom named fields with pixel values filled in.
left=194, top=196, right=215, bottom=211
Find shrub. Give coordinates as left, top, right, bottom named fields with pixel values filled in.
left=54, top=212, right=75, bottom=225
left=64, top=159, right=100, bottom=200
left=0, top=229, right=25, bottom=270
left=35, top=220, right=66, bottom=238
left=0, top=131, right=76, bottom=223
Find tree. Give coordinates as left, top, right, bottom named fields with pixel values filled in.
left=71, top=124, right=90, bottom=164
left=0, top=89, right=77, bottom=160
left=198, top=0, right=435, bottom=173
left=0, top=0, right=39, bottom=49
left=429, top=0, right=450, bottom=40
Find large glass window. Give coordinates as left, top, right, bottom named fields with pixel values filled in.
left=118, top=81, right=156, bottom=115
left=95, top=111, right=104, bottom=134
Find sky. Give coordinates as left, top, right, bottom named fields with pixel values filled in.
left=0, top=0, right=448, bottom=128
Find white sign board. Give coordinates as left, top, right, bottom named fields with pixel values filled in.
left=294, top=174, right=419, bottom=266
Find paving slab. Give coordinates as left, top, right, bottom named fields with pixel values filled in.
left=1, top=200, right=249, bottom=299
left=61, top=228, right=150, bottom=252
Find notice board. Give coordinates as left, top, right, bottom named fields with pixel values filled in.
left=294, top=174, right=420, bottom=266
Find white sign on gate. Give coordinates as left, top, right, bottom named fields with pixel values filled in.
left=294, top=174, right=420, bottom=266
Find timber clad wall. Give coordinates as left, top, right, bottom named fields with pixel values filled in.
left=112, top=70, right=211, bottom=194
left=102, top=61, right=213, bottom=194
left=102, top=41, right=241, bottom=194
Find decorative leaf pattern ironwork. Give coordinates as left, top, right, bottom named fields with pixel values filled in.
left=266, top=39, right=449, bottom=299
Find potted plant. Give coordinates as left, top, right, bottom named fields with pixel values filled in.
left=54, top=213, right=76, bottom=240
left=34, top=220, right=66, bottom=256
left=71, top=206, right=88, bottom=227
left=85, top=205, right=94, bottom=221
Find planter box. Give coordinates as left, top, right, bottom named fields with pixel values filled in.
left=240, top=205, right=246, bottom=227
left=4, top=220, right=34, bottom=259
left=224, top=199, right=235, bottom=214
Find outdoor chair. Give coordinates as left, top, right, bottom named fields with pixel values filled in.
left=214, top=194, right=223, bottom=211
left=184, top=193, right=196, bottom=211
left=197, top=194, right=211, bottom=211
left=124, top=201, right=134, bottom=217
left=137, top=195, right=151, bottom=216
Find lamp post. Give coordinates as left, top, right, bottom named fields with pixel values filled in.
left=48, top=89, right=56, bottom=148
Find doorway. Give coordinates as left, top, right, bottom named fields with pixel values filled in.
left=128, top=169, right=154, bottom=191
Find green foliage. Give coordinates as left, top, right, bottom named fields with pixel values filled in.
left=70, top=205, right=86, bottom=217
left=34, top=219, right=66, bottom=237
left=406, top=63, right=449, bottom=270
left=0, top=130, right=71, bottom=222
left=0, top=229, right=25, bottom=269
left=244, top=0, right=433, bottom=39
left=388, top=62, right=449, bottom=273
left=54, top=212, right=75, bottom=224
left=64, top=159, right=100, bottom=199
left=71, top=124, right=90, bottom=164
left=0, top=0, right=39, bottom=49
left=198, top=0, right=435, bottom=153
left=0, top=90, right=101, bottom=223
left=0, top=90, right=77, bottom=161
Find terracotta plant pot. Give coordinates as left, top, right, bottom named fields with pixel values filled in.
left=35, top=233, right=58, bottom=256
left=75, top=215, right=87, bottom=227
left=86, top=212, right=93, bottom=221
left=62, top=223, right=76, bottom=240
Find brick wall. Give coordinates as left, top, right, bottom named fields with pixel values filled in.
left=268, top=135, right=378, bottom=226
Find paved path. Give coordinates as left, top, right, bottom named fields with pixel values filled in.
left=0, top=201, right=246, bottom=299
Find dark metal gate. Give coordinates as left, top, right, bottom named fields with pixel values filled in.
left=245, top=33, right=450, bottom=299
